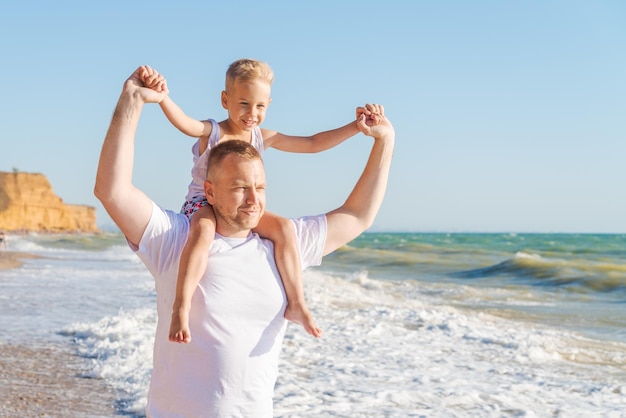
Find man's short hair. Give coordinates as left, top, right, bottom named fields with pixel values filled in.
left=206, top=140, right=262, bottom=179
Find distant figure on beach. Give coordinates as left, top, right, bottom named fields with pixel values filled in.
left=0, top=232, right=6, bottom=250
left=94, top=65, right=394, bottom=416
left=142, top=59, right=364, bottom=343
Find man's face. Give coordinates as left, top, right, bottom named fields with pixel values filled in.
left=205, top=154, right=266, bottom=237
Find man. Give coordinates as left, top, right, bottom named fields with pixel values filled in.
left=94, top=66, right=395, bottom=417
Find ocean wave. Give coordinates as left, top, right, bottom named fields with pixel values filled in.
left=5, top=231, right=125, bottom=249
left=61, top=307, right=155, bottom=416
left=61, top=269, right=626, bottom=417
left=5, top=233, right=139, bottom=262
left=452, top=251, right=626, bottom=292
left=5, top=231, right=625, bottom=416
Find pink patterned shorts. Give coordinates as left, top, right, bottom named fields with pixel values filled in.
left=181, top=197, right=210, bottom=220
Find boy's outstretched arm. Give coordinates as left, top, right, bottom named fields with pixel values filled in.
left=323, top=104, right=394, bottom=255
left=159, top=95, right=213, bottom=138
left=262, top=120, right=360, bottom=153
left=262, top=105, right=380, bottom=153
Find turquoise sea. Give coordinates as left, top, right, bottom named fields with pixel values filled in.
left=324, top=233, right=626, bottom=344
left=1, top=232, right=625, bottom=416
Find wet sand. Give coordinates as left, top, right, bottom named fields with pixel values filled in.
left=0, top=251, right=120, bottom=417
left=0, top=251, right=40, bottom=270
left=0, top=343, right=118, bottom=417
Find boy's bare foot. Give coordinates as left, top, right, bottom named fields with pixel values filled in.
left=169, top=309, right=191, bottom=343
left=284, top=303, right=322, bottom=338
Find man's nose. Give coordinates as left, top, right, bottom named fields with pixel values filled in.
left=246, top=188, right=260, bottom=204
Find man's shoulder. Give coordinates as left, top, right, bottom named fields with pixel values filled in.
left=290, top=214, right=325, bottom=232
left=133, top=202, right=189, bottom=275
left=290, top=214, right=327, bottom=268
left=138, top=202, right=189, bottom=249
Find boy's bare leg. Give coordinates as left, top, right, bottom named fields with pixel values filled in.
left=170, top=205, right=216, bottom=343
left=255, top=212, right=322, bottom=338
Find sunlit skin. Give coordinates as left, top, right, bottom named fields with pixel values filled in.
left=95, top=65, right=393, bottom=414
left=204, top=154, right=266, bottom=238
left=143, top=63, right=373, bottom=342
left=219, top=79, right=272, bottom=140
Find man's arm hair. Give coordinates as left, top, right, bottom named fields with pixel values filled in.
left=94, top=69, right=166, bottom=247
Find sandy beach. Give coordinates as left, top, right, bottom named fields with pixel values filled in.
left=0, top=250, right=40, bottom=270
left=0, top=251, right=119, bottom=417
left=0, top=343, right=118, bottom=417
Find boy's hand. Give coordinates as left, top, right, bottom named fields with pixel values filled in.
left=139, top=65, right=169, bottom=94
left=356, top=103, right=385, bottom=127
left=356, top=103, right=393, bottom=140
left=123, top=66, right=169, bottom=104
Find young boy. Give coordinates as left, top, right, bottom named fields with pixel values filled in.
left=141, top=60, right=364, bottom=343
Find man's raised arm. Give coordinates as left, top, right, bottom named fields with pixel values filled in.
left=94, top=66, right=168, bottom=247
left=323, top=104, right=395, bottom=255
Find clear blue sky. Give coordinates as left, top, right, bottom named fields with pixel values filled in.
left=1, top=1, right=624, bottom=233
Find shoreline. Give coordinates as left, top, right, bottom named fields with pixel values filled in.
left=0, top=247, right=121, bottom=416
left=0, top=342, right=118, bottom=417
left=0, top=251, right=41, bottom=270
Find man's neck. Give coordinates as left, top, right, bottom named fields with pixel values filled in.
left=214, top=226, right=252, bottom=239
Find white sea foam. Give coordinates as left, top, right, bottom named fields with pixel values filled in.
left=56, top=268, right=626, bottom=417
left=272, top=270, right=626, bottom=417
left=3, top=234, right=625, bottom=416
left=62, top=308, right=155, bottom=414
left=513, top=251, right=543, bottom=261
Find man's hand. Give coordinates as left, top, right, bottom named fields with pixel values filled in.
left=323, top=103, right=394, bottom=256
left=139, top=65, right=169, bottom=94
left=356, top=103, right=393, bottom=140
left=123, top=65, right=169, bottom=104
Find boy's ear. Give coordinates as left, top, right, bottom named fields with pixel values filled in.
left=221, top=90, right=228, bottom=109
left=204, top=181, right=216, bottom=205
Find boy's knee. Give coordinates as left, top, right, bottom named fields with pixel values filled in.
left=189, top=216, right=216, bottom=239
left=276, top=218, right=297, bottom=242
left=275, top=216, right=293, bottom=232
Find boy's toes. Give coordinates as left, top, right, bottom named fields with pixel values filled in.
left=310, top=326, right=323, bottom=338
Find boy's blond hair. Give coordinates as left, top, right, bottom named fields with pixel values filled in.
left=225, top=58, right=274, bottom=92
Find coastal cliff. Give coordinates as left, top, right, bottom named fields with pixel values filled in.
left=0, top=171, right=98, bottom=233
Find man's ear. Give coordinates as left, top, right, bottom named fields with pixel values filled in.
left=204, top=180, right=216, bottom=205
left=221, top=91, right=228, bottom=109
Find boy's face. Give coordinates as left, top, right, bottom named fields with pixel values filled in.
left=222, top=79, right=272, bottom=132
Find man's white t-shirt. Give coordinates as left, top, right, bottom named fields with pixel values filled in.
left=132, top=201, right=326, bottom=417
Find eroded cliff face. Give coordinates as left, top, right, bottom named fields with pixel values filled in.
left=0, top=171, right=98, bottom=233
